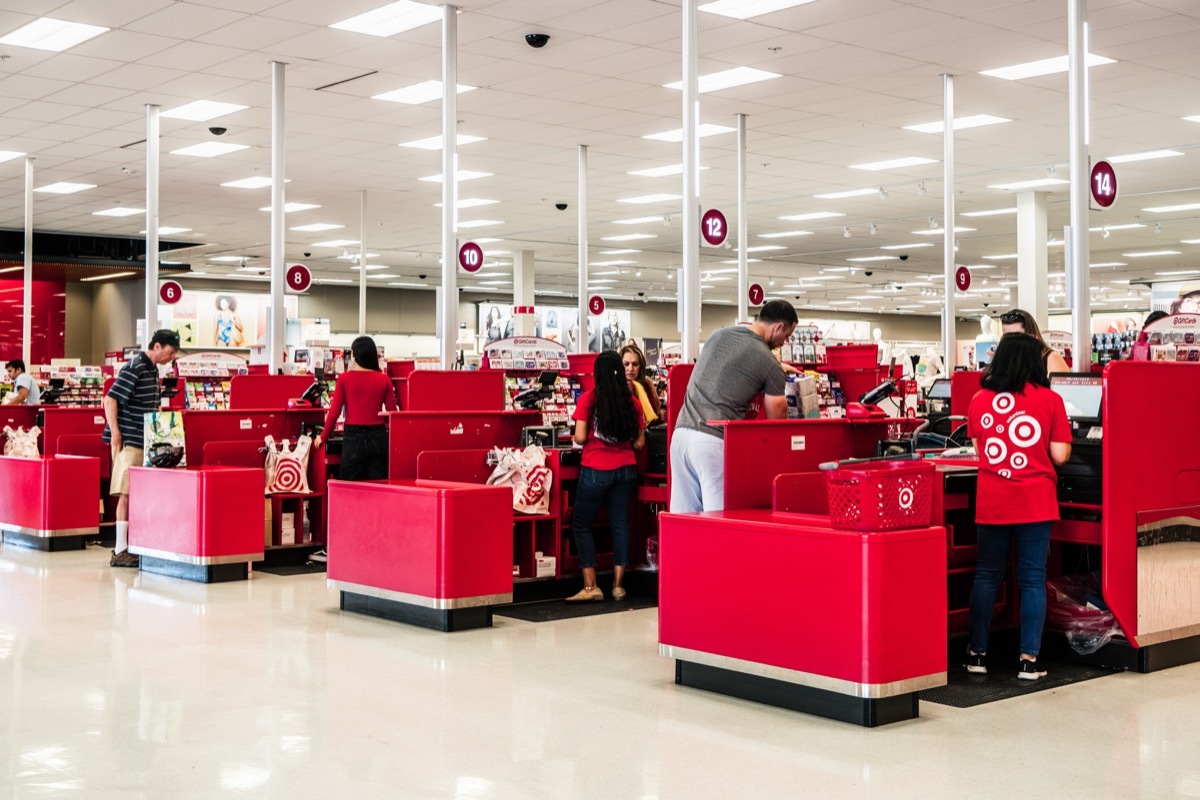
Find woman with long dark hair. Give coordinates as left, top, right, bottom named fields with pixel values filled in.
left=566, top=350, right=645, bottom=602
left=999, top=308, right=1069, bottom=373
left=316, top=336, right=397, bottom=481
left=966, top=332, right=1072, bottom=680
left=619, top=344, right=662, bottom=424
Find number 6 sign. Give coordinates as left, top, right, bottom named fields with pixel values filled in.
left=286, top=263, right=312, bottom=293
left=159, top=280, right=183, bottom=305
left=701, top=208, right=728, bottom=247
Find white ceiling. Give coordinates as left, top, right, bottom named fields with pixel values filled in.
left=3, top=0, right=1200, bottom=316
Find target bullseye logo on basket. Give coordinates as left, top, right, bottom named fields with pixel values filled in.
left=898, top=487, right=914, bottom=510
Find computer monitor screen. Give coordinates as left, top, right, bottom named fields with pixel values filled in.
left=926, top=379, right=951, bottom=400
left=49, top=378, right=65, bottom=389
left=1049, top=373, right=1102, bottom=421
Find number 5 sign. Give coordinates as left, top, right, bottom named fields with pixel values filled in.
left=286, top=263, right=312, bottom=293
left=701, top=209, right=728, bottom=247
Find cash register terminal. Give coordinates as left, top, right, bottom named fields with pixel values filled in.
left=1049, top=373, right=1103, bottom=503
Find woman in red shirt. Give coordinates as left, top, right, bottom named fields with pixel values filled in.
left=317, top=336, right=398, bottom=480
left=966, top=333, right=1072, bottom=680
left=566, top=350, right=645, bottom=602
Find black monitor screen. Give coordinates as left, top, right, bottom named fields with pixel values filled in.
left=926, top=379, right=951, bottom=400
left=1049, top=373, right=1103, bottom=421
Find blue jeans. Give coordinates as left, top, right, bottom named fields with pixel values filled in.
left=968, top=521, right=1053, bottom=657
left=572, top=465, right=638, bottom=569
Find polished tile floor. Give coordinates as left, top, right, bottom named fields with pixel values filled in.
left=2, top=544, right=1199, bottom=800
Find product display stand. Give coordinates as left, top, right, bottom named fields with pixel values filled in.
left=0, top=455, right=100, bottom=551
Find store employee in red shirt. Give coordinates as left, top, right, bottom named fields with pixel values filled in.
left=566, top=350, right=645, bottom=603
left=316, top=336, right=398, bottom=480
left=966, top=332, right=1072, bottom=681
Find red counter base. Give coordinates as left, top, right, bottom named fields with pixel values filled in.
left=0, top=455, right=101, bottom=551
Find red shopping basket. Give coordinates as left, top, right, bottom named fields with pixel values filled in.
left=825, top=459, right=934, bottom=531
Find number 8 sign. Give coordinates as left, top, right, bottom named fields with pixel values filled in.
left=286, top=264, right=312, bottom=293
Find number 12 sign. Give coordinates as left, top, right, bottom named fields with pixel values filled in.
left=701, top=209, right=728, bottom=247
left=1091, top=159, right=1117, bottom=210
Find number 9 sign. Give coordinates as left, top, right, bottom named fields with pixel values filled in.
left=701, top=208, right=728, bottom=247
left=159, top=280, right=183, bottom=305
left=286, top=264, right=312, bottom=293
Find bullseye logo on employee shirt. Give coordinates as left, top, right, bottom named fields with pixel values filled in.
left=978, top=392, right=1045, bottom=477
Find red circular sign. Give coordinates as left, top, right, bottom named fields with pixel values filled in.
left=1091, top=159, right=1117, bottom=209
left=159, top=280, right=183, bottom=305
left=458, top=242, right=483, bottom=273
left=286, top=263, right=312, bottom=293
left=955, top=266, right=971, bottom=292
left=748, top=283, right=765, bottom=306
left=588, top=295, right=605, bottom=316
left=701, top=208, right=728, bottom=247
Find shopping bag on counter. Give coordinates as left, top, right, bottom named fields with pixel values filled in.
left=486, top=445, right=553, bottom=515
left=263, top=435, right=313, bottom=494
left=2, top=425, right=40, bottom=458
left=142, top=411, right=186, bottom=467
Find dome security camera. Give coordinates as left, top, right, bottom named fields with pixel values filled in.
left=983, top=303, right=990, bottom=308
left=303, top=251, right=311, bottom=258
left=525, top=33, right=550, bottom=48
left=209, top=126, right=227, bottom=136
left=555, top=202, right=568, bottom=211
left=864, top=271, right=874, bottom=277
left=419, top=274, right=427, bottom=280
left=637, top=291, right=645, bottom=297
left=899, top=253, right=909, bottom=261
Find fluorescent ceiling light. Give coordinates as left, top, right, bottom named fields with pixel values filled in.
left=434, top=198, right=498, bottom=208
left=140, top=227, right=191, bottom=235
left=457, top=219, right=503, bottom=229
left=1144, top=202, right=1200, bottom=213
left=373, top=81, right=475, bottom=104
left=170, top=142, right=249, bottom=158
left=601, top=249, right=642, bottom=255
left=1090, top=262, right=1126, bottom=268
left=850, top=156, right=937, bottom=171
left=698, top=0, right=817, bottom=20
left=628, top=164, right=710, bottom=178
left=778, top=211, right=844, bottom=221
left=400, top=134, right=486, bottom=150
left=903, top=115, right=1011, bottom=134
left=330, top=1, right=442, bottom=36
left=643, top=124, right=736, bottom=142
left=34, top=182, right=94, bottom=195
left=236, top=266, right=267, bottom=272
left=601, top=234, right=657, bottom=242
left=847, top=256, right=898, bottom=262
left=350, top=264, right=390, bottom=271
left=0, top=151, right=26, bottom=164
left=312, top=239, right=360, bottom=247
left=987, top=178, right=1069, bottom=191
left=746, top=245, right=785, bottom=252
left=701, top=276, right=733, bottom=282
left=664, top=66, right=781, bottom=93
left=719, top=259, right=761, bottom=264
left=588, top=278, right=618, bottom=284
left=1088, top=223, right=1145, bottom=232
left=912, top=226, right=975, bottom=235
left=222, top=177, right=287, bottom=189
left=590, top=261, right=635, bottom=268
left=81, top=271, right=136, bottom=282
left=93, top=207, right=145, bottom=217
left=209, top=256, right=247, bottom=262
left=418, top=170, right=492, bottom=183
left=0, top=17, right=108, bottom=52
left=1123, top=250, right=1181, bottom=257
left=613, top=216, right=663, bottom=225
left=618, top=193, right=681, bottom=205
left=161, top=100, right=247, bottom=122
left=1156, top=270, right=1200, bottom=276
left=320, top=279, right=355, bottom=285
left=981, top=53, right=1116, bottom=81
left=473, top=238, right=502, bottom=244
left=177, top=272, right=206, bottom=277
left=1182, top=239, right=1200, bottom=244
left=1106, top=149, right=1184, bottom=164
left=259, top=202, right=321, bottom=212
left=982, top=254, right=1018, bottom=260
left=963, top=264, right=999, bottom=270
left=880, top=242, right=933, bottom=250
left=366, top=273, right=400, bottom=279
left=387, top=281, right=429, bottom=288
left=758, top=230, right=812, bottom=239
left=290, top=223, right=343, bottom=232
left=962, top=207, right=1017, bottom=217
left=812, top=188, right=877, bottom=200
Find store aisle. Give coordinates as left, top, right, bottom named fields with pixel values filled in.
left=1, top=544, right=1197, bottom=800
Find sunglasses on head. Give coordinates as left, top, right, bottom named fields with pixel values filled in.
left=1000, top=311, right=1024, bottom=324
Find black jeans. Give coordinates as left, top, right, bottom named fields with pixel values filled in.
left=340, top=425, right=389, bottom=481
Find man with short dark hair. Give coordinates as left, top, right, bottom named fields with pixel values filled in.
left=670, top=300, right=798, bottom=513
left=4, top=359, right=40, bottom=405
left=102, top=329, right=180, bottom=567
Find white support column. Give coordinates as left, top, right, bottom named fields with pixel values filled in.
left=680, top=0, right=700, bottom=362
left=21, top=158, right=33, bottom=365
left=269, top=61, right=287, bottom=374
left=1016, top=191, right=1048, bottom=324
left=359, top=190, right=367, bottom=335
left=513, top=250, right=536, bottom=336
left=439, top=4, right=459, bottom=370
left=1068, top=0, right=1091, bottom=372
left=736, top=113, right=748, bottom=323
left=941, top=74, right=956, bottom=368
left=577, top=145, right=588, bottom=354
left=144, top=104, right=160, bottom=347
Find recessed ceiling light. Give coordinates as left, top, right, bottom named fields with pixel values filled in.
left=778, top=211, right=844, bottom=221
left=373, top=81, right=475, bottom=104
left=982, top=254, right=1019, bottom=260
left=847, top=256, right=898, bottom=262
left=223, top=177, right=287, bottom=189
left=601, top=249, right=642, bottom=255
left=812, top=188, right=878, bottom=200
left=980, top=53, right=1116, bottom=81
left=140, top=227, right=192, bottom=235
left=209, top=256, right=247, bottom=262
left=434, top=198, right=499, bottom=208
left=418, top=170, right=492, bottom=183
left=1088, top=223, right=1144, bottom=232
left=457, top=220, right=503, bottom=229
left=664, top=66, right=781, bottom=93
left=0, top=17, right=108, bottom=52
left=259, top=203, right=321, bottom=212
left=313, top=239, right=361, bottom=247
left=590, top=261, right=636, bottom=268
left=987, top=178, right=1069, bottom=191
left=746, top=245, right=785, bottom=252
left=34, top=182, right=94, bottom=195
left=903, top=115, right=1011, bottom=133
left=80, top=271, right=136, bottom=282
left=588, top=278, right=618, bottom=284
left=341, top=253, right=381, bottom=261
left=758, top=230, right=812, bottom=238
left=850, top=156, right=938, bottom=171
left=880, top=242, right=934, bottom=250
left=962, top=207, right=1018, bottom=217
left=329, top=1, right=443, bottom=36
left=601, top=234, right=657, bottom=242
left=1124, top=250, right=1181, bottom=257
left=628, top=164, right=711, bottom=178
left=0, top=150, right=26, bottom=164
left=290, top=223, right=344, bottom=232
left=93, top=207, right=145, bottom=217
left=161, top=100, right=248, bottom=122
left=1106, top=149, right=1184, bottom=164
left=618, top=194, right=681, bottom=205
left=698, top=0, right=817, bottom=20
left=911, top=226, right=975, bottom=235
left=1144, top=202, right=1200, bottom=213
left=170, top=142, right=249, bottom=158
left=400, top=134, right=486, bottom=149
left=612, top=216, right=663, bottom=225
left=643, top=124, right=736, bottom=142
left=350, top=264, right=390, bottom=271
left=719, top=259, right=762, bottom=264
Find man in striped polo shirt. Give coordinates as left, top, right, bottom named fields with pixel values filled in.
left=102, top=329, right=180, bottom=567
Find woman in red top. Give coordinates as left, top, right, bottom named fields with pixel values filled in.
left=566, top=350, right=645, bottom=603
left=317, top=336, right=398, bottom=481
left=966, top=333, right=1072, bottom=680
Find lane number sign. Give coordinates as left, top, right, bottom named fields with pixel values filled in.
left=286, top=264, right=312, bottom=293
left=459, top=242, right=483, bottom=273
left=1091, top=160, right=1117, bottom=209
left=748, top=283, right=765, bottom=306
left=588, top=295, right=606, bottom=316
left=955, top=266, right=971, bottom=292
left=159, top=280, right=183, bottom=305
left=701, top=208, right=728, bottom=247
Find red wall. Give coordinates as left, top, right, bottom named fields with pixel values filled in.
left=0, top=278, right=67, bottom=364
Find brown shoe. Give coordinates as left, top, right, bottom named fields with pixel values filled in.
left=110, top=549, right=139, bottom=568
left=565, top=587, right=603, bottom=603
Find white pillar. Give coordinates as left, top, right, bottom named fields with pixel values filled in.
left=21, top=158, right=33, bottom=365
left=513, top=250, right=536, bottom=336
left=680, top=0, right=700, bottom=362
left=577, top=145, right=588, bottom=354
left=1068, top=0, right=1091, bottom=372
left=941, top=74, right=956, bottom=368
left=358, top=190, right=367, bottom=336
left=269, top=61, right=287, bottom=374
left=1016, top=191, right=1048, bottom=324
left=438, top=4, right=459, bottom=369
left=144, top=104, right=160, bottom=347
left=736, top=113, right=748, bottom=323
